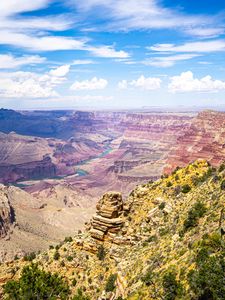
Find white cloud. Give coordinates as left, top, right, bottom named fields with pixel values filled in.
left=0, top=72, right=58, bottom=98
left=149, top=40, right=225, bottom=53
left=70, top=77, right=108, bottom=90
left=0, top=1, right=130, bottom=58
left=0, top=31, right=86, bottom=51
left=0, top=1, right=50, bottom=17
left=118, top=75, right=161, bottom=90
left=0, top=64, right=70, bottom=98
left=72, top=60, right=95, bottom=65
left=143, top=54, right=200, bottom=67
left=0, top=54, right=45, bottom=69
left=118, top=80, right=128, bottom=89
left=49, top=65, right=70, bottom=77
left=168, top=71, right=225, bottom=93
left=88, top=45, right=129, bottom=58
left=185, top=27, right=224, bottom=38
left=73, top=0, right=222, bottom=38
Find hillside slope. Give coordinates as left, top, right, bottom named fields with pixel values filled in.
left=0, top=159, right=224, bottom=299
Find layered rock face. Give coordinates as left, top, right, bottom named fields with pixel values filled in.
left=0, top=131, right=104, bottom=183
left=165, top=110, right=225, bottom=173
left=89, top=192, right=124, bottom=241
left=0, top=190, right=15, bottom=238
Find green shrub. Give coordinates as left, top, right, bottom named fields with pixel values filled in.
left=188, top=254, right=225, bottom=299
left=97, top=245, right=106, bottom=261
left=220, top=180, right=225, bottom=190
left=183, top=201, right=207, bottom=231
left=60, top=260, right=65, bottom=267
left=3, top=263, right=70, bottom=300
left=162, top=270, right=183, bottom=300
left=105, top=274, right=117, bottom=292
left=72, top=278, right=77, bottom=287
left=64, top=236, right=73, bottom=243
left=146, top=235, right=158, bottom=243
left=218, top=163, right=225, bottom=172
left=23, top=252, right=36, bottom=262
left=67, top=256, right=73, bottom=262
left=72, top=288, right=89, bottom=300
left=166, top=181, right=172, bottom=188
left=141, top=268, right=153, bottom=286
left=53, top=250, right=60, bottom=260
left=181, top=184, right=191, bottom=194
left=159, top=202, right=166, bottom=210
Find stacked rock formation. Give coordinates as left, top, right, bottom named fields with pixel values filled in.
left=89, top=192, right=124, bottom=241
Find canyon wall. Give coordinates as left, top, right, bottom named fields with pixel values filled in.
left=165, top=110, right=225, bottom=173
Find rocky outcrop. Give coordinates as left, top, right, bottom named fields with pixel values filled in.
left=0, top=191, right=15, bottom=238
left=89, top=192, right=124, bottom=241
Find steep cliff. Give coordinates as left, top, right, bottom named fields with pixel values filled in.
left=165, top=110, right=225, bottom=173
left=1, top=159, right=224, bottom=299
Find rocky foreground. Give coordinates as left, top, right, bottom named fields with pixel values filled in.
left=0, top=159, right=224, bottom=299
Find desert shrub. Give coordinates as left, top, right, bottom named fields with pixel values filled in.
left=3, top=263, right=70, bottom=300
left=72, top=288, right=89, bottom=300
left=60, top=260, right=65, bottom=267
left=212, top=175, right=221, bottom=183
left=181, top=184, right=191, bottom=194
left=53, top=250, right=60, bottom=260
left=200, top=232, right=223, bottom=252
left=159, top=227, right=169, bottom=236
left=183, top=201, right=207, bottom=231
left=105, top=274, right=117, bottom=292
left=97, top=245, right=106, bottom=261
left=175, top=174, right=179, bottom=181
left=172, top=166, right=180, bottom=175
left=166, top=181, right=172, bottom=188
left=24, top=252, right=36, bottom=262
left=218, top=163, right=225, bottom=172
left=67, top=256, right=73, bottom=262
left=220, top=180, right=225, bottom=190
left=141, top=268, right=153, bottom=286
left=146, top=235, right=158, bottom=243
left=162, top=270, right=183, bottom=300
left=49, top=245, right=54, bottom=250
left=64, top=236, right=73, bottom=243
left=159, top=202, right=166, bottom=210
left=188, top=254, right=225, bottom=300
left=72, top=278, right=77, bottom=287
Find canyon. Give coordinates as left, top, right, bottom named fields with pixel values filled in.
left=0, top=108, right=225, bottom=260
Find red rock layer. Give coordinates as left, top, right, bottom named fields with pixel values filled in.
left=165, top=110, right=225, bottom=173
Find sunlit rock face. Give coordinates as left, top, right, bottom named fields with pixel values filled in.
left=89, top=192, right=124, bottom=241
left=0, top=187, right=15, bottom=238
left=165, top=111, right=225, bottom=173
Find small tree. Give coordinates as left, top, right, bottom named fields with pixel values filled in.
left=3, top=263, right=70, bottom=300
left=183, top=201, right=207, bottom=231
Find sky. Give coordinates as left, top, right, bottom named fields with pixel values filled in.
left=0, top=0, right=225, bottom=110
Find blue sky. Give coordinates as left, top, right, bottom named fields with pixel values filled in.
left=0, top=0, right=225, bottom=109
